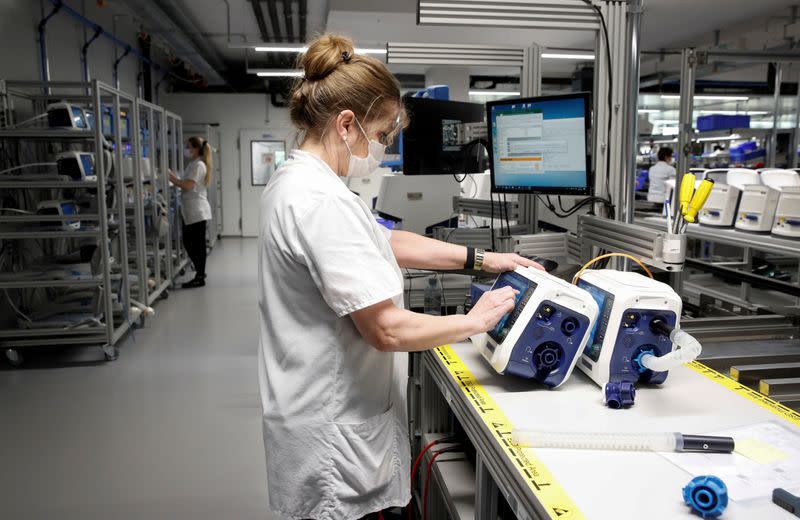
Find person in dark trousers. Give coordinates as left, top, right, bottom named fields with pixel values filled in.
left=169, top=136, right=213, bottom=288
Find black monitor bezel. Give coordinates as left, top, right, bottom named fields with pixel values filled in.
left=486, top=92, right=592, bottom=195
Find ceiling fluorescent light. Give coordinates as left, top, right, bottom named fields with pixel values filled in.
left=253, top=70, right=304, bottom=77
left=696, top=110, right=768, bottom=115
left=638, top=109, right=660, bottom=113
left=255, top=46, right=307, bottom=52
left=696, top=134, right=742, bottom=142
left=254, top=46, right=385, bottom=55
left=541, top=53, right=595, bottom=60
left=469, top=90, right=520, bottom=96
left=661, top=94, right=749, bottom=101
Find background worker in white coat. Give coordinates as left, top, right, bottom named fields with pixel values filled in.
left=647, top=146, right=676, bottom=203
left=169, top=136, right=213, bottom=288
left=257, top=34, right=543, bottom=520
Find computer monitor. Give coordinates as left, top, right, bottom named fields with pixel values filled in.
left=402, top=97, right=485, bottom=175
left=487, top=93, right=591, bottom=195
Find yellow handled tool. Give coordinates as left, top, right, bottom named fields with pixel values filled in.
left=678, top=172, right=696, bottom=215
left=684, top=178, right=715, bottom=223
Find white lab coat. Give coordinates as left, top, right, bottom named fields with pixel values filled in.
left=647, top=160, right=677, bottom=203
left=257, top=150, right=410, bottom=519
left=180, top=158, right=212, bottom=224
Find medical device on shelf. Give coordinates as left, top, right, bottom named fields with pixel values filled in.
left=772, top=187, right=800, bottom=238
left=735, top=169, right=799, bottom=233
left=698, top=169, right=737, bottom=228
left=472, top=267, right=599, bottom=388
left=36, top=200, right=80, bottom=230
left=47, top=102, right=90, bottom=129
left=576, top=270, right=701, bottom=409
left=56, top=151, right=97, bottom=181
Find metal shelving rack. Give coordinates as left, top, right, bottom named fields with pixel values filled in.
left=165, top=111, right=189, bottom=281
left=135, top=98, right=172, bottom=305
left=0, top=79, right=144, bottom=364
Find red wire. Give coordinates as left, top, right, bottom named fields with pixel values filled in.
left=423, top=450, right=448, bottom=520
left=408, top=440, right=441, bottom=520
left=378, top=512, right=384, bottom=520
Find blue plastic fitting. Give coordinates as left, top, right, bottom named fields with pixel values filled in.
left=633, top=348, right=655, bottom=374
left=604, top=381, right=636, bottom=409
left=683, top=475, right=728, bottom=518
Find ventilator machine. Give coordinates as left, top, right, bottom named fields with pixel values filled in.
left=576, top=270, right=702, bottom=408
left=473, top=267, right=599, bottom=388
left=772, top=187, right=800, bottom=238
left=735, top=169, right=799, bottom=233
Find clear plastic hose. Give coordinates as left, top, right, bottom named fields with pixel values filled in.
left=639, top=328, right=702, bottom=372
left=512, top=430, right=681, bottom=452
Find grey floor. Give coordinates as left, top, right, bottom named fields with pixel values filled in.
left=0, top=238, right=279, bottom=519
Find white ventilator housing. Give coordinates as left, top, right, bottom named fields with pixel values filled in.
left=575, top=270, right=700, bottom=407
left=736, top=169, right=799, bottom=233
left=699, top=169, right=739, bottom=227
left=772, top=186, right=800, bottom=238
left=472, top=267, right=598, bottom=388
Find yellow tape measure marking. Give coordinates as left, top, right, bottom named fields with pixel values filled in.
left=685, top=361, right=800, bottom=428
left=434, top=345, right=585, bottom=520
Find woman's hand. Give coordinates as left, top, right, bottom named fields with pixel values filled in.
left=168, top=173, right=179, bottom=185
left=467, top=286, right=518, bottom=333
left=482, top=252, right=544, bottom=273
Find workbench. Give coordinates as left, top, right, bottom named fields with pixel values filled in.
left=416, top=342, right=800, bottom=520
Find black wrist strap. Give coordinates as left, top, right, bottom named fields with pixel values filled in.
left=465, top=247, right=476, bottom=270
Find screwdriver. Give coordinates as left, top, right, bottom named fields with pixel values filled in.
left=674, top=172, right=696, bottom=233
left=683, top=178, right=715, bottom=224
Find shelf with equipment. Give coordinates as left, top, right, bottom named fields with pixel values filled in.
left=0, top=79, right=145, bottom=365
left=165, top=110, right=189, bottom=280
left=135, top=98, right=172, bottom=306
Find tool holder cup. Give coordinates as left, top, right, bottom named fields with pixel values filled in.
left=662, top=233, right=687, bottom=265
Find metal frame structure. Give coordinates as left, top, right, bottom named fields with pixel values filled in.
left=165, top=110, right=189, bottom=280
left=0, top=80, right=188, bottom=366
left=136, top=98, right=173, bottom=305
left=415, top=0, right=641, bottom=236
left=0, top=80, right=143, bottom=362
left=674, top=48, right=800, bottom=184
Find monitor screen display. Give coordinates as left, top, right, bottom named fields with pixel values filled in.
left=402, top=97, right=485, bottom=175
left=577, top=279, right=614, bottom=362
left=487, top=93, right=591, bottom=195
left=487, top=271, right=538, bottom=344
left=71, top=106, right=87, bottom=129
left=79, top=153, right=95, bottom=178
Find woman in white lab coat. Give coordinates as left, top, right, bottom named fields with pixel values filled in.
left=257, top=34, right=542, bottom=520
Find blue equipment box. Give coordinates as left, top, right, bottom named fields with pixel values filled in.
left=697, top=114, right=750, bottom=132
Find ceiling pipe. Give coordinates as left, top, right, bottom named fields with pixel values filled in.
left=284, top=1, right=295, bottom=43
left=266, top=0, right=283, bottom=43
left=250, top=0, right=271, bottom=42
left=298, top=0, right=307, bottom=43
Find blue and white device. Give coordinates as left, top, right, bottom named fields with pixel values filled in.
left=36, top=200, right=80, bottom=231
left=576, top=270, right=693, bottom=408
left=474, top=267, right=599, bottom=388
left=56, top=151, right=97, bottom=181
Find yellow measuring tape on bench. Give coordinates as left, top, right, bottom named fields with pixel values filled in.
left=434, top=345, right=585, bottom=520
left=685, top=361, right=800, bottom=428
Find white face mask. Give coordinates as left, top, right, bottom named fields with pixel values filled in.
left=343, top=118, right=385, bottom=178
left=183, top=147, right=193, bottom=159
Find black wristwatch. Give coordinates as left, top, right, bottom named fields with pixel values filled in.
left=465, top=247, right=486, bottom=271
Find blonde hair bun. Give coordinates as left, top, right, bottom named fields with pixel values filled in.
left=301, top=34, right=355, bottom=81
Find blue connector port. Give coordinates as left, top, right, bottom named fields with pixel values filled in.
left=561, top=317, right=579, bottom=336
left=683, top=475, right=728, bottom=518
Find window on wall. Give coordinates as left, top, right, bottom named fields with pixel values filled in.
left=251, top=140, right=286, bottom=185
